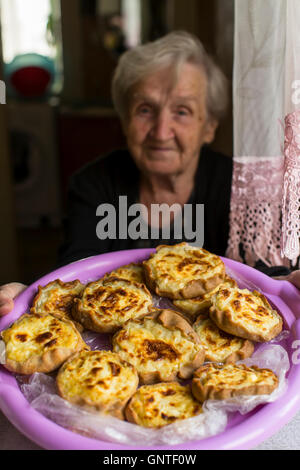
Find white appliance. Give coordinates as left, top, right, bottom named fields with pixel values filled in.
left=7, top=101, right=62, bottom=227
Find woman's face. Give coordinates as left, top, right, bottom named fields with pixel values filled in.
left=123, top=63, right=218, bottom=177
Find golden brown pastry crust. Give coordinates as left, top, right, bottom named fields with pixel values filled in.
left=193, top=314, right=254, bottom=363
left=72, top=277, right=153, bottom=334
left=1, top=313, right=88, bottom=375
left=143, top=243, right=226, bottom=300
left=31, top=279, right=85, bottom=331
left=56, top=350, right=139, bottom=419
left=112, top=308, right=205, bottom=384
left=209, top=287, right=283, bottom=342
left=192, top=363, right=279, bottom=402
left=103, top=263, right=145, bottom=285
left=173, top=276, right=237, bottom=319
left=125, top=382, right=202, bottom=428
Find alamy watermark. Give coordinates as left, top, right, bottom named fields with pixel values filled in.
left=95, top=196, right=204, bottom=247
left=291, top=340, right=300, bottom=365
left=0, top=80, right=6, bottom=104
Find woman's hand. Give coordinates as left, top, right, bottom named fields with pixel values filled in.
left=0, top=283, right=27, bottom=316
left=275, top=270, right=300, bottom=290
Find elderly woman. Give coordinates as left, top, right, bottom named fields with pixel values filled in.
left=0, top=31, right=299, bottom=315
left=58, top=30, right=230, bottom=263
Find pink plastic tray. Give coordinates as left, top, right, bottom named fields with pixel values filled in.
left=1, top=248, right=300, bottom=450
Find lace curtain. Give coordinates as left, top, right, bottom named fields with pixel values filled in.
left=226, top=0, right=300, bottom=267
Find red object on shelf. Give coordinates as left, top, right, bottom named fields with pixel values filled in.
left=10, top=66, right=52, bottom=97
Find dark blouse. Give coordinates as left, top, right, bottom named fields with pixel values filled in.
left=57, top=146, right=290, bottom=278
left=58, top=146, right=232, bottom=266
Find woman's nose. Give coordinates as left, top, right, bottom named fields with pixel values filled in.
left=150, top=112, right=174, bottom=140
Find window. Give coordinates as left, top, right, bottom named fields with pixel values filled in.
left=121, top=0, right=141, bottom=48
left=0, top=0, right=63, bottom=92
left=95, top=0, right=141, bottom=53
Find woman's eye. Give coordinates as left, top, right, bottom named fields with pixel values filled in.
left=177, top=108, right=190, bottom=116
left=138, top=106, right=151, bottom=115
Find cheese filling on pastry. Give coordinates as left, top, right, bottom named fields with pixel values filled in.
left=113, top=317, right=202, bottom=379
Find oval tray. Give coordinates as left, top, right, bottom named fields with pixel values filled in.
left=1, top=248, right=300, bottom=450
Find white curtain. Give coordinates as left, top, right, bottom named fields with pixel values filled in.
left=227, top=0, right=300, bottom=267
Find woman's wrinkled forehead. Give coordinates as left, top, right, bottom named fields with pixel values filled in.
left=129, top=62, right=208, bottom=108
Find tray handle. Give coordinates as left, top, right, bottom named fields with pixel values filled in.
left=277, top=281, right=300, bottom=319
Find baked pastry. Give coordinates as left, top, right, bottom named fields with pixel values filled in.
left=209, top=286, right=283, bottom=342
left=112, top=308, right=205, bottom=384
left=103, top=263, right=145, bottom=285
left=192, top=363, right=279, bottom=401
left=72, top=277, right=153, bottom=334
left=143, top=243, right=226, bottom=300
left=193, top=314, right=254, bottom=363
left=125, top=382, right=202, bottom=428
left=0, top=313, right=88, bottom=374
left=173, top=276, right=237, bottom=319
left=56, top=350, right=138, bottom=419
left=31, top=279, right=85, bottom=330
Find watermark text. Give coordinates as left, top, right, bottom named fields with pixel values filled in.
left=96, top=196, right=204, bottom=247
left=0, top=80, right=6, bottom=104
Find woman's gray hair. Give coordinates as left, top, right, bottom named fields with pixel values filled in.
left=112, top=31, right=228, bottom=123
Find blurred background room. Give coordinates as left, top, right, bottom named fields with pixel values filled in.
left=0, top=0, right=234, bottom=286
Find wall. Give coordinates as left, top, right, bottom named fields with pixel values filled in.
left=0, top=28, right=19, bottom=283
left=171, top=0, right=233, bottom=156
left=213, top=0, right=234, bottom=157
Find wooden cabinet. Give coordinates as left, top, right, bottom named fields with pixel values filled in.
left=58, top=107, right=126, bottom=202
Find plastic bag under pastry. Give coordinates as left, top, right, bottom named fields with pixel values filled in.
left=17, top=343, right=289, bottom=446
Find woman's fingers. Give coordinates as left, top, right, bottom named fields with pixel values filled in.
left=0, top=283, right=27, bottom=316
left=0, top=297, right=14, bottom=316
left=274, top=271, right=300, bottom=290
left=287, top=270, right=300, bottom=290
